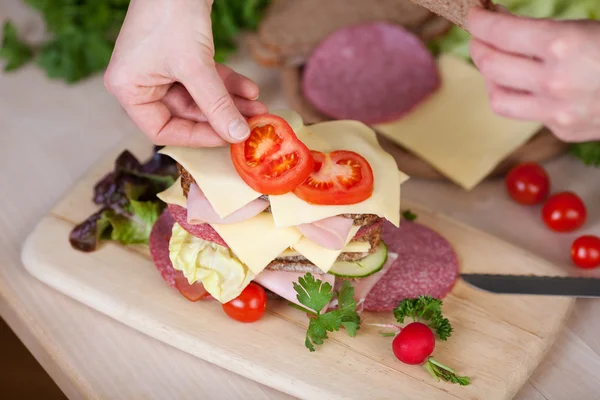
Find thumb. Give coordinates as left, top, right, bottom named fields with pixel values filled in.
left=180, top=61, right=250, bottom=143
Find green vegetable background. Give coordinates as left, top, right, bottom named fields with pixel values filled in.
left=1, top=0, right=270, bottom=82
left=1, top=0, right=598, bottom=166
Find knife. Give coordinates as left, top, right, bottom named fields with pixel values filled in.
left=461, top=273, right=600, bottom=298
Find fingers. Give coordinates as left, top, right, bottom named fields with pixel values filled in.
left=470, top=39, right=544, bottom=93
left=217, top=64, right=260, bottom=100
left=486, top=83, right=549, bottom=122
left=467, top=7, right=552, bottom=59
left=179, top=60, right=251, bottom=143
left=162, top=83, right=268, bottom=122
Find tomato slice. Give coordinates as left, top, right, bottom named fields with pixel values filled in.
left=293, top=150, right=374, bottom=205
left=222, top=282, right=267, bottom=323
left=230, top=114, right=313, bottom=195
left=174, top=273, right=211, bottom=302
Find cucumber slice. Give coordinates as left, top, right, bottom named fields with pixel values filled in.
left=329, top=241, right=388, bottom=278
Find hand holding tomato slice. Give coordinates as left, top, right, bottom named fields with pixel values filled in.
left=222, top=282, right=267, bottom=323
left=230, top=114, right=313, bottom=195
left=541, top=191, right=587, bottom=232
left=571, top=235, right=600, bottom=269
left=293, top=150, right=374, bottom=205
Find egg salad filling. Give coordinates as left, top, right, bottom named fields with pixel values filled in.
left=168, top=223, right=255, bottom=303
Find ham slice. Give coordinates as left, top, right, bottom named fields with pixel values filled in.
left=254, top=270, right=336, bottom=313
left=297, top=216, right=354, bottom=250
left=186, top=184, right=269, bottom=224
left=329, top=252, right=398, bottom=313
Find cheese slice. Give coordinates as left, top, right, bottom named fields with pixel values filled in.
left=158, top=146, right=261, bottom=218
left=279, top=240, right=371, bottom=258
left=210, top=214, right=303, bottom=275
left=291, top=225, right=361, bottom=272
left=373, top=54, right=542, bottom=190
left=269, top=121, right=407, bottom=228
left=156, top=177, right=187, bottom=207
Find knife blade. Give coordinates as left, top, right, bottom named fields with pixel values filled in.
left=461, top=273, right=600, bottom=298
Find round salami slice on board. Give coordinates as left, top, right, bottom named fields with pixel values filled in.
left=364, top=220, right=459, bottom=312
left=302, top=22, right=440, bottom=124
left=167, top=204, right=228, bottom=247
left=149, top=209, right=178, bottom=288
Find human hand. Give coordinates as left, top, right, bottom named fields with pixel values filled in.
left=104, top=0, right=268, bottom=147
left=467, top=8, right=600, bottom=142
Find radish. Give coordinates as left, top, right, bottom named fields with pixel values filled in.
left=376, top=296, right=471, bottom=385
left=392, top=322, right=435, bottom=364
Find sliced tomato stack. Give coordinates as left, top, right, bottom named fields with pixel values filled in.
left=231, top=114, right=375, bottom=205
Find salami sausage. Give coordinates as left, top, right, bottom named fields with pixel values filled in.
left=149, top=209, right=178, bottom=288
left=302, top=22, right=440, bottom=124
left=167, top=204, right=228, bottom=247
left=364, top=220, right=459, bottom=312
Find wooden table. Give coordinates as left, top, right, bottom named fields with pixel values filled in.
left=2, top=2, right=600, bottom=399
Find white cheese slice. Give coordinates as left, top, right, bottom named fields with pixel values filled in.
left=209, top=214, right=303, bottom=275
left=268, top=121, right=407, bottom=228
left=158, top=146, right=261, bottom=218
left=156, top=177, right=187, bottom=207
left=373, top=54, right=543, bottom=190
left=279, top=240, right=371, bottom=258
left=291, top=225, right=361, bottom=273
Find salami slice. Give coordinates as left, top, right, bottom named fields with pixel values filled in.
left=302, top=22, right=440, bottom=124
left=364, top=221, right=459, bottom=312
left=149, top=209, right=178, bottom=288
left=167, top=204, right=228, bottom=247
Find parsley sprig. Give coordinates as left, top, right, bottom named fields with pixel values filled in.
left=393, top=296, right=453, bottom=340
left=292, top=273, right=360, bottom=352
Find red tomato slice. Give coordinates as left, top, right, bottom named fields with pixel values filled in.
left=541, top=191, right=587, bottom=232
left=505, top=162, right=550, bottom=205
left=174, top=273, right=211, bottom=302
left=293, top=150, right=374, bottom=205
left=230, top=114, right=313, bottom=195
left=222, top=282, right=267, bottom=323
left=571, top=235, right=600, bottom=269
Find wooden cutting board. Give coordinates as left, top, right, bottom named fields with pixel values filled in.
left=21, top=135, right=574, bottom=400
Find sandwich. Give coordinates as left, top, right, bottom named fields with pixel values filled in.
left=154, top=109, right=408, bottom=311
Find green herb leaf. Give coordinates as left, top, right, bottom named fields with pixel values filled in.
left=293, top=273, right=334, bottom=314
left=0, top=21, right=34, bottom=71
left=393, top=296, right=453, bottom=340
left=570, top=142, right=600, bottom=167
left=402, top=210, right=418, bottom=221
left=425, top=358, right=471, bottom=386
left=293, top=274, right=361, bottom=351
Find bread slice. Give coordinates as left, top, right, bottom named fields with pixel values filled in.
left=408, top=0, right=496, bottom=31
left=266, top=223, right=383, bottom=274
left=249, top=0, right=437, bottom=67
left=177, top=164, right=381, bottom=226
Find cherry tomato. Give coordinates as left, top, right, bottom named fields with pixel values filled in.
left=505, top=162, right=550, bottom=205
left=571, top=235, right=600, bottom=269
left=293, top=150, right=374, bottom=205
left=174, top=273, right=211, bottom=301
left=541, top=191, right=587, bottom=232
left=222, top=283, right=267, bottom=323
left=230, top=114, right=313, bottom=195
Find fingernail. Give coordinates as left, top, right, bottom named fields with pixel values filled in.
left=229, top=118, right=250, bottom=140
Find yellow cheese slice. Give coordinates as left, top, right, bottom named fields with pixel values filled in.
left=279, top=240, right=371, bottom=258
left=156, top=177, right=187, bottom=207
left=291, top=225, right=361, bottom=273
left=269, top=121, right=407, bottom=228
left=210, top=214, right=303, bottom=275
left=373, top=54, right=542, bottom=190
left=158, top=146, right=261, bottom=218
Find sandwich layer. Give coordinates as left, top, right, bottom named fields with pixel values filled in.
left=178, top=164, right=381, bottom=226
